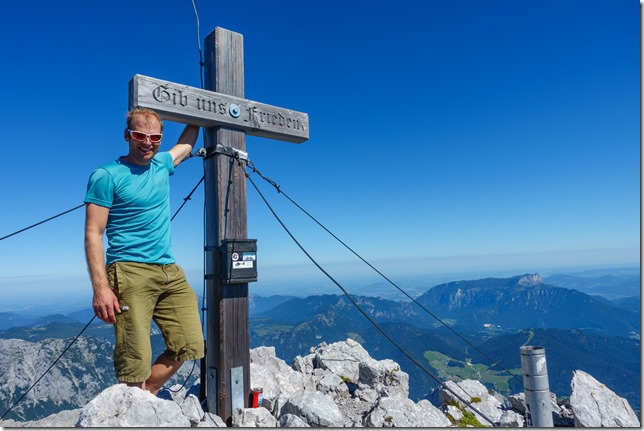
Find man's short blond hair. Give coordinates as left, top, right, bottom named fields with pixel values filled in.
left=126, top=107, right=164, bottom=131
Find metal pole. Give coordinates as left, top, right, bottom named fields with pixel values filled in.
left=520, top=346, right=553, bottom=427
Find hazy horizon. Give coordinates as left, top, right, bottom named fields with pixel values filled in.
left=2, top=260, right=638, bottom=317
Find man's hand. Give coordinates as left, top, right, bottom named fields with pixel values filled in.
left=93, top=286, right=121, bottom=324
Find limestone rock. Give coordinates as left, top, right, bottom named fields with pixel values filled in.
left=277, top=413, right=311, bottom=427
left=76, top=384, right=191, bottom=427
left=280, top=389, right=348, bottom=427
left=364, top=396, right=452, bottom=427
left=439, top=379, right=502, bottom=426
left=197, top=412, right=227, bottom=427
left=359, top=357, right=409, bottom=399
left=570, top=369, right=640, bottom=427
left=232, top=406, right=277, bottom=427
left=311, top=338, right=371, bottom=383
left=0, top=408, right=81, bottom=428
left=499, top=409, right=525, bottom=427
left=251, top=346, right=304, bottom=401
left=180, top=394, right=205, bottom=426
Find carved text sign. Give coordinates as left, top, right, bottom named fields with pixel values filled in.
left=129, top=74, right=309, bottom=144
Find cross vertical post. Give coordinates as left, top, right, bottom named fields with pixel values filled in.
left=203, top=27, right=249, bottom=424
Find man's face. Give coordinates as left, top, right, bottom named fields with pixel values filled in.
left=124, top=114, right=162, bottom=165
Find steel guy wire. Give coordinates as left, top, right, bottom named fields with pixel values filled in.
left=191, top=0, right=205, bottom=88
left=0, top=204, right=85, bottom=242
left=162, top=0, right=210, bottom=389
left=244, top=154, right=488, bottom=404
left=160, top=0, right=209, bottom=396
left=0, top=315, right=97, bottom=421
left=244, top=170, right=497, bottom=426
left=244, top=158, right=507, bottom=407
left=3, top=0, right=207, bottom=414
left=245, top=157, right=523, bottom=386
left=1, top=161, right=205, bottom=243
left=171, top=175, right=204, bottom=221
left=162, top=161, right=206, bottom=393
left=0, top=172, right=206, bottom=417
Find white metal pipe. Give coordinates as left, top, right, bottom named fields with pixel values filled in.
left=520, top=346, right=553, bottom=427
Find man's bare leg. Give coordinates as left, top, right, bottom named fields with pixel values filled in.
left=145, top=354, right=184, bottom=395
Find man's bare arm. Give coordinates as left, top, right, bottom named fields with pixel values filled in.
left=169, top=125, right=200, bottom=167
left=84, top=203, right=120, bottom=323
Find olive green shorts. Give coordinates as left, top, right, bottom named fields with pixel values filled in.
left=106, top=261, right=204, bottom=382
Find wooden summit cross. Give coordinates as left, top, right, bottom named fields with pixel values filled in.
left=128, top=27, right=309, bottom=423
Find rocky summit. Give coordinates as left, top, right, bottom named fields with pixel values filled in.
left=0, top=339, right=639, bottom=428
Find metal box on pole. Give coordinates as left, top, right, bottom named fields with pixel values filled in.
left=219, top=239, right=257, bottom=283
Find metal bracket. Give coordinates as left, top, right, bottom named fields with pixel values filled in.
left=207, top=367, right=218, bottom=414
left=231, top=366, right=244, bottom=411
left=204, top=144, right=248, bottom=161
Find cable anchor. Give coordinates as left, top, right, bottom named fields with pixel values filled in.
left=203, top=144, right=248, bottom=161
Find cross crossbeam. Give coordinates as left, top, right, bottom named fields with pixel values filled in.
left=129, top=74, right=308, bottom=143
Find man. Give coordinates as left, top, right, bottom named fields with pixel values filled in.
left=84, top=107, right=203, bottom=395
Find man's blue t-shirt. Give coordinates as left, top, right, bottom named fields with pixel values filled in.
left=84, top=152, right=175, bottom=265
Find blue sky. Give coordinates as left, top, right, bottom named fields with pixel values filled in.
left=0, top=0, right=640, bottom=308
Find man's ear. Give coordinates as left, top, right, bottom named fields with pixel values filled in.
left=124, top=129, right=130, bottom=142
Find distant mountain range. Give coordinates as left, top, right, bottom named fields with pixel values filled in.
left=0, top=271, right=639, bottom=421
left=414, top=274, right=639, bottom=336
left=543, top=267, right=640, bottom=299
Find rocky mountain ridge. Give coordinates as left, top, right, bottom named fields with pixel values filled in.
left=1, top=339, right=639, bottom=428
